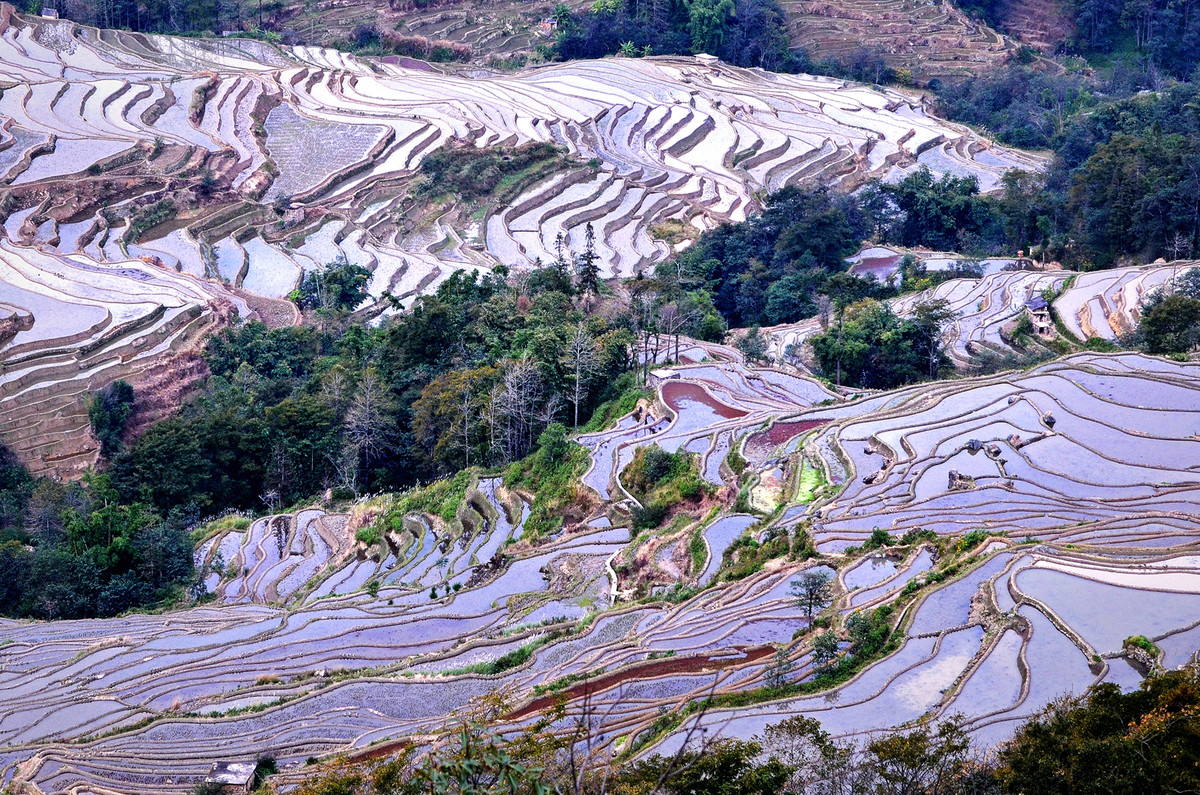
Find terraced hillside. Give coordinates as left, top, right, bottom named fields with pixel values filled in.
left=2, top=351, right=1198, bottom=794
left=0, top=10, right=1042, bottom=292
left=763, top=248, right=1199, bottom=370
left=0, top=239, right=246, bottom=477
left=1053, top=265, right=1193, bottom=342
left=0, top=8, right=1044, bottom=475
left=777, top=0, right=1014, bottom=80
left=271, top=0, right=584, bottom=64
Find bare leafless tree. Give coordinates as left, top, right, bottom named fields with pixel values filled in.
left=632, top=288, right=661, bottom=383
left=328, top=442, right=360, bottom=497
left=458, top=378, right=475, bottom=468
left=564, top=323, right=601, bottom=427
left=1170, top=232, right=1192, bottom=261
left=817, top=293, right=833, bottom=331
left=344, top=368, right=397, bottom=486
left=657, top=302, right=698, bottom=364
left=320, top=367, right=350, bottom=414
left=494, top=357, right=545, bottom=462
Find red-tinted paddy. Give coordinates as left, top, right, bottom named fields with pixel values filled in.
left=744, top=419, right=829, bottom=459
left=661, top=380, right=747, bottom=420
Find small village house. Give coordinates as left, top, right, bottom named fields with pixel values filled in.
left=1024, top=294, right=1054, bottom=337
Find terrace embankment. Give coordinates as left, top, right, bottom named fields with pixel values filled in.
left=0, top=243, right=242, bottom=478
left=3, top=354, right=1200, bottom=793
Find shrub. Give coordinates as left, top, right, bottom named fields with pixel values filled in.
left=1124, top=634, right=1161, bottom=657
left=88, top=380, right=135, bottom=458
left=504, top=429, right=589, bottom=539
left=622, top=445, right=707, bottom=531
left=863, top=528, right=894, bottom=550
left=355, top=524, right=382, bottom=547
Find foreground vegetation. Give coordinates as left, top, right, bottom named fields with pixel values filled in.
left=286, top=666, right=1200, bottom=795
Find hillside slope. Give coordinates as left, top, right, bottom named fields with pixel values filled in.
left=258, top=0, right=1016, bottom=81
left=3, top=352, right=1200, bottom=793
left=0, top=8, right=1044, bottom=475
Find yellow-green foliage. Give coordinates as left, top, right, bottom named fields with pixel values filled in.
left=355, top=523, right=383, bottom=547
left=1125, top=634, right=1161, bottom=657
left=364, top=470, right=475, bottom=547
left=580, top=372, right=646, bottom=433
left=190, top=513, right=251, bottom=545
left=419, top=141, right=563, bottom=201
left=794, top=458, right=825, bottom=504
left=397, top=470, right=474, bottom=524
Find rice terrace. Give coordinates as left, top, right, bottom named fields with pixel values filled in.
left=1, top=0, right=1200, bottom=793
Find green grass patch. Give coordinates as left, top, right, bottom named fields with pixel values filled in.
left=355, top=523, right=383, bottom=547
left=363, top=470, right=475, bottom=547
left=1083, top=337, right=1121, bottom=352
left=444, top=631, right=568, bottom=677
left=122, top=199, right=176, bottom=244
left=397, top=469, right=474, bottom=524
left=689, top=526, right=707, bottom=573
left=189, top=513, right=250, bottom=545
left=532, top=667, right=608, bottom=696
left=1125, top=634, right=1161, bottom=657
left=793, top=458, right=825, bottom=504
left=505, top=424, right=590, bottom=539
left=725, top=445, right=747, bottom=477
left=579, top=372, right=647, bottom=433
left=420, top=141, right=563, bottom=201
left=720, top=528, right=789, bottom=581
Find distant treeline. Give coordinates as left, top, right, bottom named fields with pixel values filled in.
left=937, top=68, right=1200, bottom=267
left=19, top=0, right=274, bottom=36
left=550, top=0, right=903, bottom=84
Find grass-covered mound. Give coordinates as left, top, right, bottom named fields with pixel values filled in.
left=622, top=445, right=710, bottom=531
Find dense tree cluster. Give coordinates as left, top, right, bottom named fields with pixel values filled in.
left=292, top=256, right=372, bottom=312
left=22, top=0, right=278, bottom=37
left=552, top=0, right=796, bottom=70
left=1134, top=266, right=1200, bottom=354
left=808, top=299, right=955, bottom=389
left=677, top=186, right=873, bottom=328
left=549, top=0, right=903, bottom=84
left=0, top=464, right=193, bottom=620
left=938, top=68, right=1200, bottom=267
left=0, top=251, right=726, bottom=617
left=675, top=176, right=1020, bottom=332
left=960, top=0, right=1200, bottom=80
left=87, top=379, right=135, bottom=459
left=107, top=250, right=726, bottom=520
left=1067, top=0, right=1200, bottom=79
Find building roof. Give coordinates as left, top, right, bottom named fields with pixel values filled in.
left=205, top=762, right=256, bottom=786
left=1025, top=295, right=1048, bottom=311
